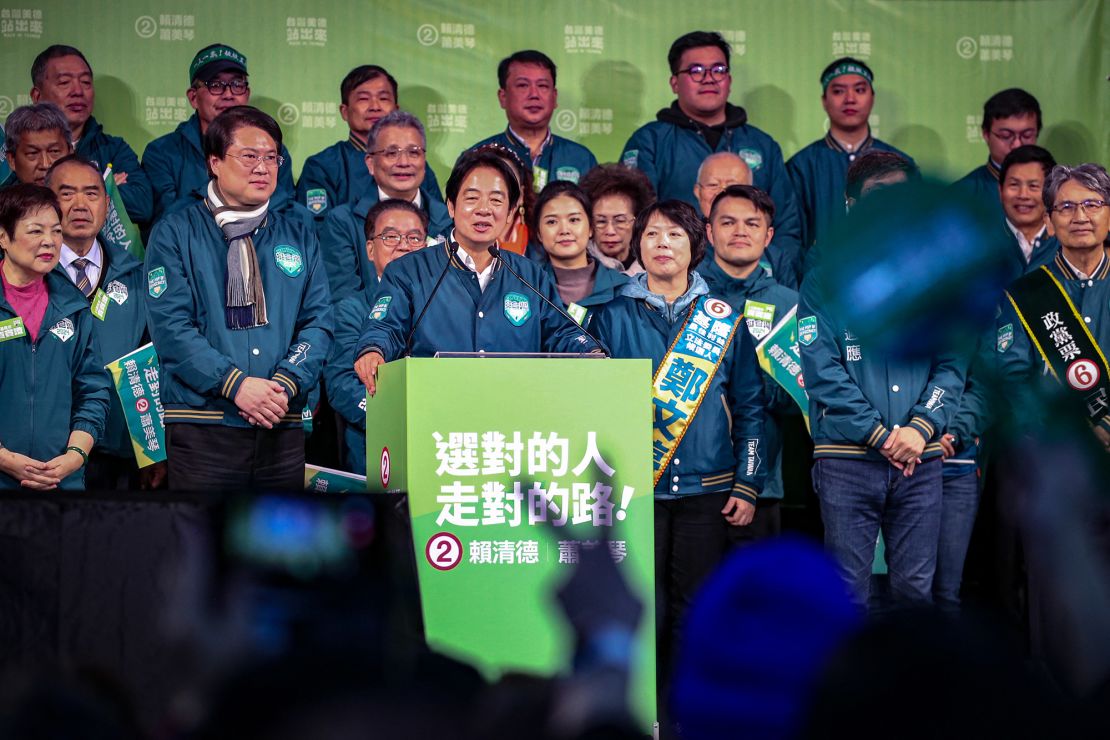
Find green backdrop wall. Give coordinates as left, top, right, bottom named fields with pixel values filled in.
left=1, top=0, right=1107, bottom=184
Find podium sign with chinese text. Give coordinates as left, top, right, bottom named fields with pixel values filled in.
left=366, top=357, right=656, bottom=728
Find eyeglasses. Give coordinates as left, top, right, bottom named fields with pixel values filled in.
left=226, top=152, right=284, bottom=169
left=373, top=230, right=426, bottom=248
left=369, top=146, right=426, bottom=163
left=1051, top=199, right=1108, bottom=217
left=594, top=215, right=633, bottom=230
left=988, top=128, right=1037, bottom=145
left=676, top=63, right=730, bottom=83
left=198, top=78, right=249, bottom=95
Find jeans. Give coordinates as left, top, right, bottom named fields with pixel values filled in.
left=933, top=469, right=981, bottom=612
left=814, top=457, right=942, bottom=607
left=166, top=424, right=305, bottom=491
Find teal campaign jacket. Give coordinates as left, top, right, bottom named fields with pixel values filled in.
left=295, top=135, right=443, bottom=223
left=324, top=290, right=373, bottom=475
left=953, top=160, right=1005, bottom=221
left=939, top=222, right=1058, bottom=476
left=142, top=113, right=296, bottom=222
left=144, top=200, right=334, bottom=428
left=0, top=267, right=111, bottom=489
left=620, top=102, right=803, bottom=288
left=355, top=240, right=601, bottom=360
left=470, top=128, right=597, bottom=188
left=786, top=131, right=914, bottom=254
left=997, top=250, right=1110, bottom=437
left=319, top=187, right=452, bottom=301
left=76, top=116, right=154, bottom=224
left=76, top=242, right=149, bottom=458
left=699, top=258, right=799, bottom=500
left=798, top=270, right=966, bottom=461
left=591, top=271, right=766, bottom=502
left=540, top=258, right=629, bottom=328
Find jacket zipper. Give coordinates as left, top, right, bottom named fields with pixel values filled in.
left=29, top=341, right=36, bottom=449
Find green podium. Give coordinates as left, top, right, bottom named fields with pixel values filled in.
left=366, top=357, right=657, bottom=728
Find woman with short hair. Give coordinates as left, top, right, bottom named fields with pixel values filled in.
left=0, top=183, right=109, bottom=489
left=591, top=198, right=766, bottom=683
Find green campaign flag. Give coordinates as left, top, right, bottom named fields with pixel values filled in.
left=304, top=464, right=367, bottom=493
left=366, top=357, right=657, bottom=730
left=755, top=305, right=810, bottom=429
left=105, top=342, right=166, bottom=467
left=100, top=164, right=144, bottom=261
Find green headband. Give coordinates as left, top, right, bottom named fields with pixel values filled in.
left=821, top=62, right=873, bottom=91
left=189, top=45, right=247, bottom=82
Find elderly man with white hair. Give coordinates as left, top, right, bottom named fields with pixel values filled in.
left=693, top=152, right=752, bottom=218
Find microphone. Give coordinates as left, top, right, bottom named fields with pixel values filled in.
left=487, top=245, right=608, bottom=356
left=404, top=246, right=454, bottom=357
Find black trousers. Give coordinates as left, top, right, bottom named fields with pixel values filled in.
left=85, top=450, right=141, bottom=491
left=726, top=497, right=782, bottom=547
left=654, top=491, right=731, bottom=712
left=166, top=424, right=305, bottom=491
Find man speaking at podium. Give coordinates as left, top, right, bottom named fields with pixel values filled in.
left=354, top=148, right=603, bottom=393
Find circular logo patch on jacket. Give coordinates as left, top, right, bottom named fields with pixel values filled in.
left=504, top=292, right=531, bottom=326
left=274, top=245, right=304, bottom=277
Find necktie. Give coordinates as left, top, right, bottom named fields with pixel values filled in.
left=72, top=257, right=94, bottom=297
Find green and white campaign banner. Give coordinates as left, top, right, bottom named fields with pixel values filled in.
left=304, top=463, right=366, bottom=493
left=105, top=342, right=166, bottom=467
left=101, top=164, right=144, bottom=260
left=0, top=1, right=1104, bottom=185
left=755, top=306, right=810, bottom=429
left=366, top=357, right=657, bottom=729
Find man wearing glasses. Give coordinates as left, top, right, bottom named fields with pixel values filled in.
left=145, top=106, right=332, bottom=489
left=998, top=163, right=1110, bottom=449
left=318, top=110, right=450, bottom=302
left=470, top=50, right=597, bottom=192
left=621, top=31, right=803, bottom=288
left=142, top=43, right=296, bottom=222
left=955, top=88, right=1042, bottom=218
left=296, top=65, right=442, bottom=223
left=325, top=199, right=429, bottom=474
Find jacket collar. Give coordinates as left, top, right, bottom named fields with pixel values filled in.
left=542, top=258, right=630, bottom=306
left=1055, top=249, right=1110, bottom=281
left=348, top=131, right=367, bottom=153
left=99, top=239, right=143, bottom=283
left=75, top=115, right=104, bottom=150
left=700, top=256, right=774, bottom=297
left=823, top=128, right=874, bottom=155
left=178, top=113, right=204, bottom=154
left=0, top=263, right=88, bottom=319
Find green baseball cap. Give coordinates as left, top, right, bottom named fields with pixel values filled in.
left=189, top=43, right=248, bottom=83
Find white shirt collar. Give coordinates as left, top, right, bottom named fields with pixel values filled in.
left=1062, top=251, right=1107, bottom=281
left=60, top=239, right=103, bottom=269
left=452, top=230, right=496, bottom=292
left=377, top=186, right=422, bottom=209
left=1004, top=220, right=1047, bottom=264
